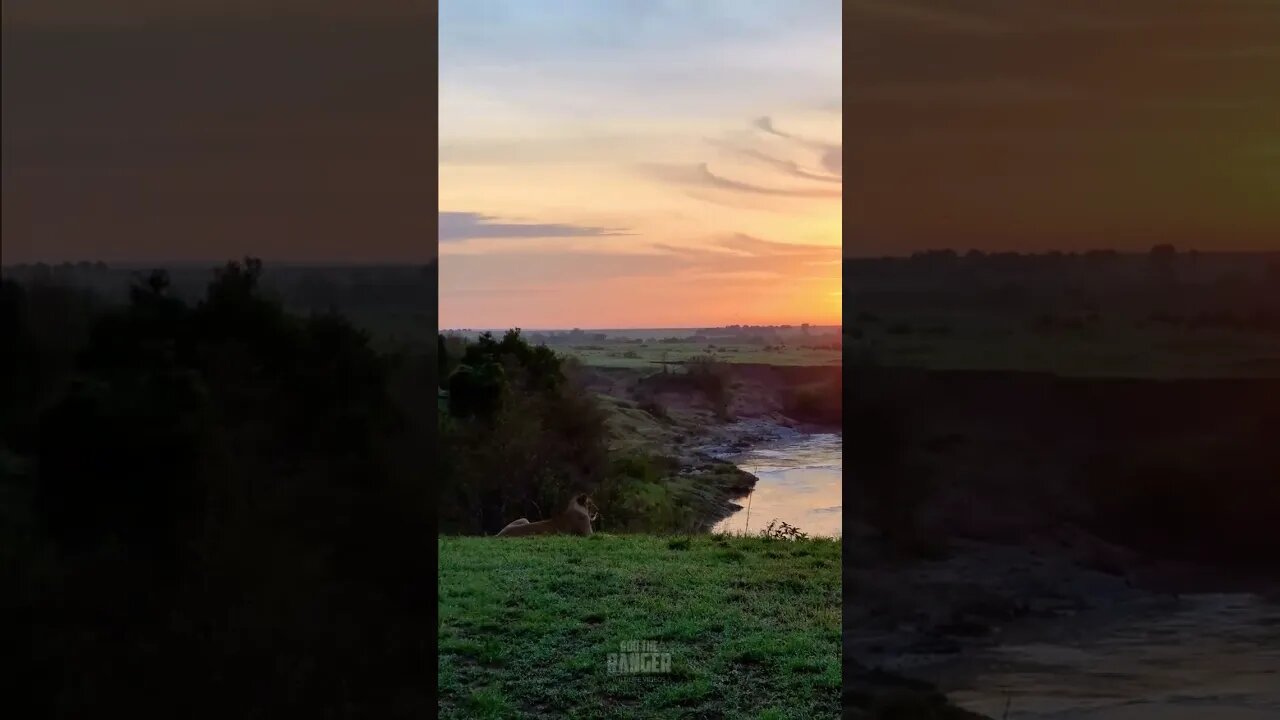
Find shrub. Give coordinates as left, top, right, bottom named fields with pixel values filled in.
left=438, top=329, right=609, bottom=534
left=760, top=519, right=808, bottom=541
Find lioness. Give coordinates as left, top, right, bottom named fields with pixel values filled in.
left=496, top=494, right=599, bottom=537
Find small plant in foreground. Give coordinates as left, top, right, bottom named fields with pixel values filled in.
left=760, top=519, right=808, bottom=541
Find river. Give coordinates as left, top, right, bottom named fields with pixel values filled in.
left=712, top=431, right=842, bottom=538
left=935, top=592, right=1280, bottom=719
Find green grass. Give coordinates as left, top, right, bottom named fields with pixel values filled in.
left=596, top=394, right=680, bottom=456
left=565, top=341, right=842, bottom=368
left=438, top=534, right=841, bottom=719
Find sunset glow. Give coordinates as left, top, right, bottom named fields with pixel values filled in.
left=438, top=1, right=841, bottom=329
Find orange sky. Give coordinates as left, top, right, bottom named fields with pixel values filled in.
left=438, top=1, right=842, bottom=329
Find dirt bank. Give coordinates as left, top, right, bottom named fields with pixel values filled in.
left=587, top=362, right=840, bottom=428
left=581, top=363, right=841, bottom=530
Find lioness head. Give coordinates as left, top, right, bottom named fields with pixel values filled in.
left=573, top=493, right=600, bottom=523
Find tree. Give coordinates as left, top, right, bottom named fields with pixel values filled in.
left=438, top=329, right=608, bottom=534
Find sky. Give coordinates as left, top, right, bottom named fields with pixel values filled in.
left=2, top=1, right=434, bottom=265
left=438, top=1, right=843, bottom=329
left=848, top=0, right=1280, bottom=256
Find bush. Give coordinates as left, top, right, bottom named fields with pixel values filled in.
left=438, top=329, right=610, bottom=534
left=592, top=453, right=697, bottom=532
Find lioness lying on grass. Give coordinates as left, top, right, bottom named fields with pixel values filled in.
left=496, top=494, right=599, bottom=537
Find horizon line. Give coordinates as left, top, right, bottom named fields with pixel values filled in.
left=440, top=324, right=842, bottom=333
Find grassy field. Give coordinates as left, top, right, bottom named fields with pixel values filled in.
left=438, top=534, right=841, bottom=719
left=565, top=341, right=842, bottom=368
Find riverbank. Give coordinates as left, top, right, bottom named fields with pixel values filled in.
left=584, top=362, right=841, bottom=531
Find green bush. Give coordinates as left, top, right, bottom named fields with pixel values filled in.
left=438, top=329, right=609, bottom=534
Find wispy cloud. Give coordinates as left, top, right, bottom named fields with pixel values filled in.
left=646, top=163, right=841, bottom=198
left=752, top=116, right=842, bottom=177
left=713, top=233, right=835, bottom=259
left=444, top=233, right=834, bottom=288
left=707, top=139, right=841, bottom=184
left=645, top=116, right=842, bottom=201
left=651, top=233, right=837, bottom=274
left=439, top=211, right=631, bottom=242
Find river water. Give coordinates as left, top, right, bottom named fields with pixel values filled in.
left=939, top=592, right=1280, bottom=719
left=712, top=432, right=842, bottom=538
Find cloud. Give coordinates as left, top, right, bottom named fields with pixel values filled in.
left=754, top=116, right=840, bottom=151
left=643, top=116, right=842, bottom=205
left=752, top=116, right=784, bottom=136
left=753, top=116, right=842, bottom=178
left=648, top=163, right=841, bottom=198
left=820, top=148, right=842, bottom=176
left=439, top=211, right=631, bottom=242
left=707, top=139, right=841, bottom=184
left=698, top=163, right=840, bottom=197
left=714, top=233, right=834, bottom=258
left=649, top=234, right=837, bottom=277
left=443, top=233, right=834, bottom=289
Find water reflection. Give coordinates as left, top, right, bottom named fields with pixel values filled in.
left=713, top=432, right=842, bottom=538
